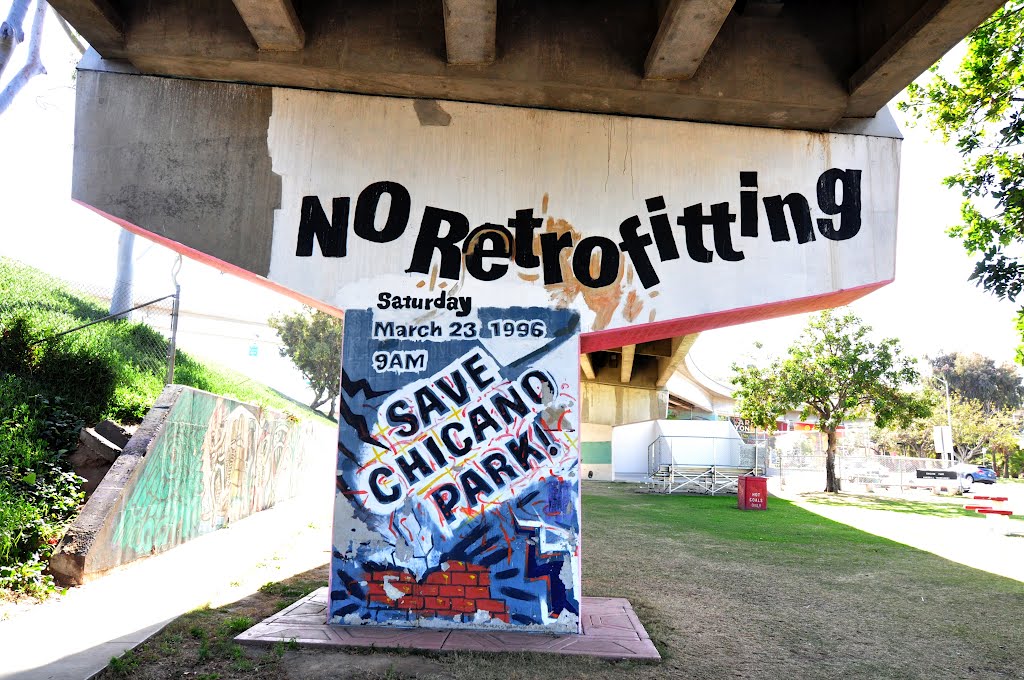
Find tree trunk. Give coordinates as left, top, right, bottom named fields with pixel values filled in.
left=824, top=428, right=841, bottom=493
left=0, top=0, right=33, bottom=79
left=310, top=387, right=327, bottom=411
left=110, top=230, right=136, bottom=318
left=0, top=0, right=45, bottom=116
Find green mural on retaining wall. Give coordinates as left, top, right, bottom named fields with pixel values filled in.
left=111, top=388, right=320, bottom=560
left=582, top=441, right=612, bottom=465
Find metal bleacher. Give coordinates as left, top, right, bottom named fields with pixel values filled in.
left=645, top=464, right=757, bottom=495
left=643, top=434, right=763, bottom=495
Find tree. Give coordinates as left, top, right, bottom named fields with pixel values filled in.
left=900, top=2, right=1024, bottom=358
left=874, top=392, right=1017, bottom=469
left=929, top=351, right=1023, bottom=412
left=732, top=310, right=931, bottom=492
left=268, top=308, right=344, bottom=418
left=1, top=1, right=83, bottom=115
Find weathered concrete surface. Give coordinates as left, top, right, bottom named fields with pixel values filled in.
left=51, top=386, right=182, bottom=586
left=644, top=0, right=737, bottom=80
left=72, top=69, right=281, bottom=277
left=230, top=0, right=305, bottom=52
left=51, top=0, right=1006, bottom=130
left=442, top=0, right=496, bottom=65
left=71, top=66, right=902, bottom=350
left=93, top=419, right=130, bottom=448
left=50, top=385, right=334, bottom=585
left=67, top=425, right=124, bottom=498
left=847, top=0, right=1008, bottom=117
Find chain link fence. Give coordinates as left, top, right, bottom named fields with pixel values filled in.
left=0, top=258, right=180, bottom=384
left=766, top=429, right=958, bottom=494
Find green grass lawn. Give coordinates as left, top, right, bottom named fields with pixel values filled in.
left=98, top=483, right=1024, bottom=680
left=0, top=257, right=329, bottom=424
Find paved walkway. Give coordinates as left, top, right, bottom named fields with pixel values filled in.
left=5, top=481, right=1022, bottom=679
left=774, top=483, right=1024, bottom=583
left=0, top=488, right=333, bottom=680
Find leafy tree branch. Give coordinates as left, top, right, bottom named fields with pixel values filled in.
left=732, top=310, right=931, bottom=492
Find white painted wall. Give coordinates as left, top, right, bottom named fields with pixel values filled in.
left=610, top=418, right=745, bottom=481
left=610, top=420, right=662, bottom=482
left=264, top=90, right=899, bottom=334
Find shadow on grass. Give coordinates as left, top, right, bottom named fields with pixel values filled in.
left=801, top=492, right=985, bottom=519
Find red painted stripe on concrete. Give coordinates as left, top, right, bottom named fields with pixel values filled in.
left=578, top=280, right=892, bottom=353
left=76, top=200, right=890, bottom=345
left=74, top=201, right=345, bottom=319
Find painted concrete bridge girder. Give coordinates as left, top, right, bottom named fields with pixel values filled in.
left=48, top=0, right=1005, bottom=131
left=71, top=63, right=901, bottom=352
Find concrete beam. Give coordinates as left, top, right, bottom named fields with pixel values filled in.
left=230, top=0, right=305, bottom=51
left=846, top=0, right=1005, bottom=118
left=645, top=0, right=736, bottom=80
left=443, top=0, right=497, bottom=65
left=115, top=0, right=853, bottom=131
left=580, top=353, right=596, bottom=381
left=635, top=339, right=673, bottom=357
left=620, top=345, right=636, bottom=384
left=656, top=334, right=699, bottom=387
left=47, top=0, right=123, bottom=56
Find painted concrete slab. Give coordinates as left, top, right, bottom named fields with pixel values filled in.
left=237, top=588, right=660, bottom=660
left=331, top=306, right=583, bottom=632
left=72, top=72, right=900, bottom=351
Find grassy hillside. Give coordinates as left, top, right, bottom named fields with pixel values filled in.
left=0, top=258, right=330, bottom=595
left=0, top=258, right=328, bottom=423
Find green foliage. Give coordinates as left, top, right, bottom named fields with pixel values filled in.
left=222, top=615, right=254, bottom=634
left=0, top=259, right=331, bottom=597
left=0, top=376, right=84, bottom=596
left=268, top=307, right=344, bottom=418
left=900, top=3, right=1024, bottom=357
left=732, top=310, right=931, bottom=491
left=0, top=258, right=322, bottom=422
left=929, top=351, right=1024, bottom=411
left=108, top=650, right=139, bottom=677
left=875, top=392, right=1019, bottom=473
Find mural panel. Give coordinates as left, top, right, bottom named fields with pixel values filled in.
left=331, top=305, right=581, bottom=632
left=109, top=388, right=328, bottom=563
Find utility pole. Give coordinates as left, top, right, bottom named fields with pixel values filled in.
left=937, top=375, right=954, bottom=462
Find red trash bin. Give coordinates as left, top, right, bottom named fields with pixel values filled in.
left=738, top=475, right=768, bottom=511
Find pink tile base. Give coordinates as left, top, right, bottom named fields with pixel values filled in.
left=236, top=588, right=660, bottom=661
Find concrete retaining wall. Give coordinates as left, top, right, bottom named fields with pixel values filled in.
left=51, top=385, right=335, bottom=584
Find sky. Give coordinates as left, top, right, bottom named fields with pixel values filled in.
left=0, top=8, right=1020, bottom=395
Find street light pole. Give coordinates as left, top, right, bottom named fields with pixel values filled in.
left=937, top=375, right=954, bottom=462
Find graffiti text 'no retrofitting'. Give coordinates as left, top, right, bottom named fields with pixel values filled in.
left=295, top=170, right=863, bottom=290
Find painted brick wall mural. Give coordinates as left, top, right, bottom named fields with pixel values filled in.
left=331, top=306, right=581, bottom=632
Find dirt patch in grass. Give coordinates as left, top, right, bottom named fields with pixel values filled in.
left=99, top=483, right=1024, bottom=680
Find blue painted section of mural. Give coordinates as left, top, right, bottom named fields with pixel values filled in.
left=331, top=306, right=582, bottom=632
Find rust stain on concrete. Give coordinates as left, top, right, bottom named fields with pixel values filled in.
left=541, top=216, right=624, bottom=330
left=623, top=290, right=643, bottom=322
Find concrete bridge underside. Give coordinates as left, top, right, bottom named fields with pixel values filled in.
left=51, top=0, right=1004, bottom=131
